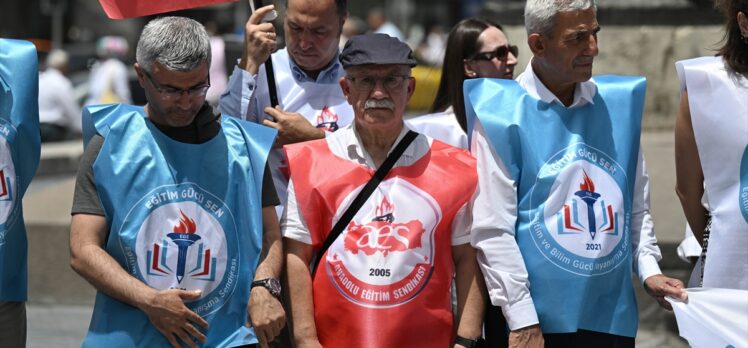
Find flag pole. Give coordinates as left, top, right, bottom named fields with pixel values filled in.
left=250, top=0, right=280, bottom=107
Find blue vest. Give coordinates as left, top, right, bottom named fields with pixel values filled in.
left=83, top=104, right=274, bottom=347
left=0, top=39, right=41, bottom=301
left=465, top=76, right=645, bottom=337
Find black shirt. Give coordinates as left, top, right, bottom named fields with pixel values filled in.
left=71, top=103, right=279, bottom=216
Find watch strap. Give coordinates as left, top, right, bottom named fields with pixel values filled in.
left=455, top=335, right=478, bottom=348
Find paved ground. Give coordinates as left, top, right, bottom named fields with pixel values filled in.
left=22, top=131, right=693, bottom=347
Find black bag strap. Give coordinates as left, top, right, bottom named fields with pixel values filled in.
left=311, top=130, right=418, bottom=276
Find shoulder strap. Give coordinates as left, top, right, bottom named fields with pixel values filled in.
left=311, top=130, right=419, bottom=275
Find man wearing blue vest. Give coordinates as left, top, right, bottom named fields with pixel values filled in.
left=466, top=0, right=687, bottom=346
left=0, top=39, right=41, bottom=348
left=70, top=17, right=285, bottom=348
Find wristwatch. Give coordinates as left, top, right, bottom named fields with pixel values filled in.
left=455, top=335, right=478, bottom=348
left=251, top=278, right=281, bottom=298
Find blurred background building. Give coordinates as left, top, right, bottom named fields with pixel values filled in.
left=0, top=0, right=723, bottom=126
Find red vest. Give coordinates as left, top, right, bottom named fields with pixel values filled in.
left=285, top=137, right=477, bottom=348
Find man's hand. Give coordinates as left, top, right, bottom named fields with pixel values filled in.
left=508, top=324, right=544, bottom=348
left=644, top=274, right=687, bottom=310
left=140, top=289, right=208, bottom=348
left=262, top=106, right=325, bottom=146
left=240, top=4, right=277, bottom=75
left=248, top=286, right=286, bottom=348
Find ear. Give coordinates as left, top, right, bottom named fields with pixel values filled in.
left=405, top=77, right=416, bottom=102
left=738, top=11, right=748, bottom=37
left=134, top=63, right=147, bottom=89
left=527, top=33, right=545, bottom=57
left=463, top=60, right=477, bottom=78
left=339, top=76, right=353, bottom=105
left=339, top=11, right=349, bottom=33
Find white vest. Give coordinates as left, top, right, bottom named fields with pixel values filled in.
left=676, top=56, right=748, bottom=290
left=257, top=49, right=354, bottom=213
left=405, top=107, right=468, bottom=149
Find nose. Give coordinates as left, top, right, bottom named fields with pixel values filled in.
left=507, top=51, right=518, bottom=65
left=298, top=30, right=313, bottom=50
left=175, top=92, right=193, bottom=108
left=585, top=34, right=599, bottom=56
left=369, top=79, right=389, bottom=98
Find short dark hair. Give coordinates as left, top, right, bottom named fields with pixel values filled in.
left=430, top=18, right=504, bottom=132
left=715, top=0, right=748, bottom=74
left=284, top=0, right=347, bottom=18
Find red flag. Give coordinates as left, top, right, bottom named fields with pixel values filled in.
left=98, top=0, right=237, bottom=19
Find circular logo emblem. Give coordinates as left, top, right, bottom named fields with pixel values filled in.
left=325, top=179, right=441, bottom=308
left=529, top=144, right=631, bottom=276
left=740, top=145, right=748, bottom=223
left=122, top=184, right=239, bottom=316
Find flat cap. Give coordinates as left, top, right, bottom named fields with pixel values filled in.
left=340, top=33, right=416, bottom=69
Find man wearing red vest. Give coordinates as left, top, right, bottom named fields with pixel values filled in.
left=282, top=33, right=485, bottom=348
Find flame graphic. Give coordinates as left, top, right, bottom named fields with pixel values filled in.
left=375, top=196, right=395, bottom=218
left=316, top=106, right=338, bottom=124
left=579, top=171, right=595, bottom=192
left=172, top=210, right=197, bottom=234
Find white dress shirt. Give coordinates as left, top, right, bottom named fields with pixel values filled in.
left=38, top=68, right=81, bottom=131
left=470, top=62, right=664, bottom=330
left=282, top=122, right=472, bottom=246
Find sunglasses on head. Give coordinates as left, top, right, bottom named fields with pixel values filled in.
left=469, top=45, right=519, bottom=61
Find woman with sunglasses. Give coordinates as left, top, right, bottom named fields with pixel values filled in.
left=406, top=17, right=518, bottom=348
left=674, top=0, right=748, bottom=290
left=407, top=18, right=518, bottom=149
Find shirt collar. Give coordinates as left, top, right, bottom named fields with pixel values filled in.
left=349, top=121, right=415, bottom=169
left=516, top=58, right=596, bottom=108
left=289, top=52, right=344, bottom=84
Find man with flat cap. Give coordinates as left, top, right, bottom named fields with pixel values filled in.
left=282, top=33, right=485, bottom=348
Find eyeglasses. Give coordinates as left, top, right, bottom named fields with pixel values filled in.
left=469, top=45, right=519, bottom=62
left=142, top=69, right=210, bottom=101
left=346, top=75, right=411, bottom=92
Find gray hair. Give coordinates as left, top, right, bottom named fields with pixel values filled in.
left=524, top=0, right=596, bottom=37
left=136, top=16, right=210, bottom=73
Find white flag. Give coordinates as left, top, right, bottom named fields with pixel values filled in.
left=667, top=287, right=748, bottom=348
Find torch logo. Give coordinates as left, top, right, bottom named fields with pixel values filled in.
left=143, top=207, right=221, bottom=285
left=558, top=171, right=619, bottom=240
left=145, top=210, right=216, bottom=284
left=325, top=179, right=441, bottom=308
left=315, top=106, right=339, bottom=132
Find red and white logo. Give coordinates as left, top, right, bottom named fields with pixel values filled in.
left=0, top=136, right=15, bottom=226
left=315, top=106, right=339, bottom=132
left=325, top=179, right=441, bottom=308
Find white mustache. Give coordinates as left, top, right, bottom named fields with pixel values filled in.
left=364, top=99, right=395, bottom=110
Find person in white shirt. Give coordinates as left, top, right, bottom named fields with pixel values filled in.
left=468, top=0, right=686, bottom=346
left=220, top=0, right=353, bottom=217
left=674, top=0, right=748, bottom=290
left=84, top=36, right=132, bottom=106
left=282, top=33, right=484, bottom=348
left=38, top=49, right=81, bottom=142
